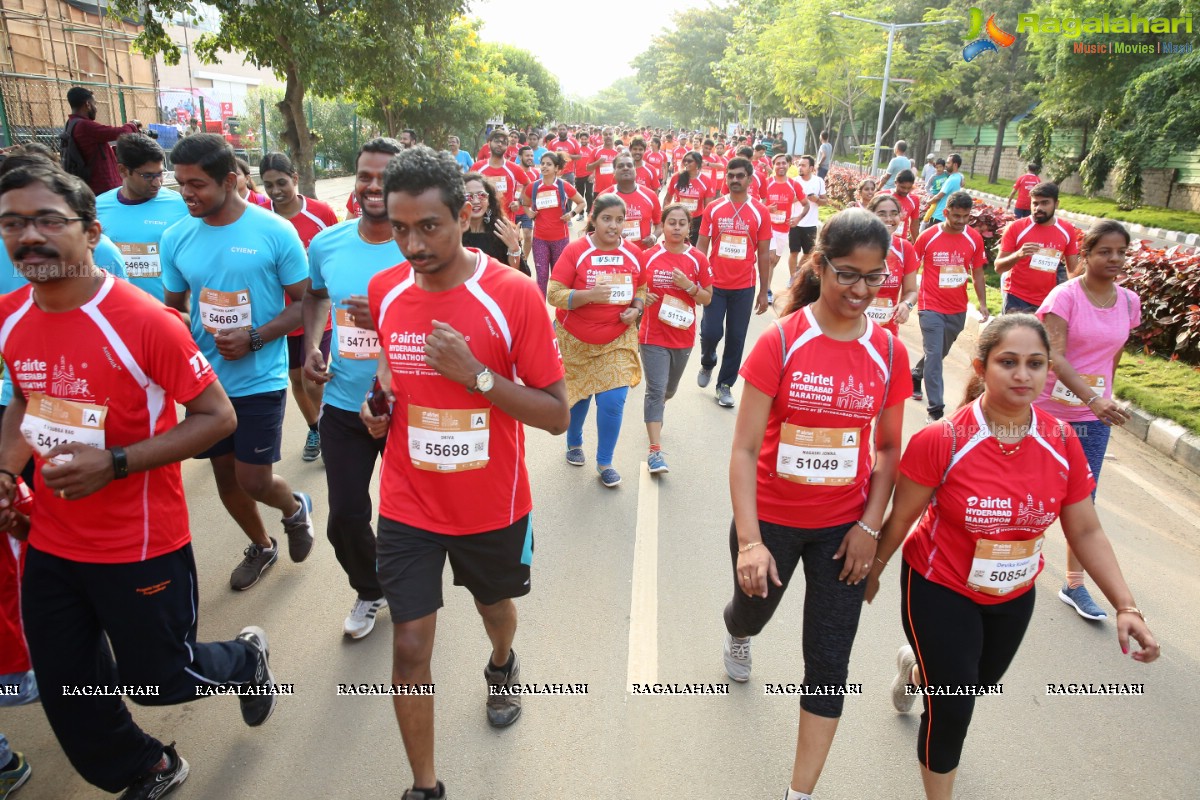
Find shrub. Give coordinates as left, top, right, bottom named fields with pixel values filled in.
left=1121, top=241, right=1200, bottom=364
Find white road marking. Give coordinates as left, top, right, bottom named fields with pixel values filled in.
left=626, top=462, right=659, bottom=689
left=1104, top=459, right=1200, bottom=527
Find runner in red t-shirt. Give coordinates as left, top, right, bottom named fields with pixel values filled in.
left=1006, top=163, right=1042, bottom=218
left=761, top=154, right=810, bottom=276
left=664, top=151, right=713, bottom=245
left=587, top=128, right=620, bottom=194
left=0, top=162, right=280, bottom=795
left=638, top=204, right=713, bottom=473
left=725, top=210, right=909, bottom=799
left=700, top=140, right=726, bottom=197
left=550, top=124, right=581, bottom=181
left=877, top=169, right=920, bottom=242
left=995, top=182, right=1080, bottom=312
left=573, top=131, right=595, bottom=219
left=628, top=137, right=661, bottom=192
left=644, top=137, right=666, bottom=182
left=472, top=129, right=530, bottom=222
left=599, top=153, right=663, bottom=252
left=521, top=151, right=585, bottom=296
left=360, top=146, right=568, bottom=800
left=911, top=193, right=990, bottom=420
left=866, top=194, right=919, bottom=334
left=345, top=190, right=361, bottom=219
left=259, top=152, right=337, bottom=461
left=868, top=315, right=1158, bottom=793
left=696, top=158, right=773, bottom=407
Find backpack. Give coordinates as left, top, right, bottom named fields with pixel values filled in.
left=59, top=118, right=92, bottom=182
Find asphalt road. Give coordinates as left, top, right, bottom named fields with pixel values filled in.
left=4, top=176, right=1198, bottom=799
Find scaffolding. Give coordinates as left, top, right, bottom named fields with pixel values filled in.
left=0, top=0, right=162, bottom=149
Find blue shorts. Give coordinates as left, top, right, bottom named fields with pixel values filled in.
left=517, top=214, right=533, bottom=230
left=195, top=389, right=286, bottom=465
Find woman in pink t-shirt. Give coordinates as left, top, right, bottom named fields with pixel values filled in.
left=1034, top=219, right=1141, bottom=621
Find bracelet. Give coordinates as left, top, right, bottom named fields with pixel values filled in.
left=875, top=557, right=888, bottom=568
left=854, top=520, right=881, bottom=541
left=568, top=290, right=576, bottom=310
left=687, top=283, right=699, bottom=296
left=738, top=541, right=762, bottom=554
left=1116, top=607, right=1145, bottom=621
left=507, top=250, right=521, bottom=259
left=1084, top=394, right=1102, bottom=406
left=0, top=469, right=18, bottom=484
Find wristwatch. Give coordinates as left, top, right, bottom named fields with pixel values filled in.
left=473, top=367, right=495, bottom=393
left=248, top=327, right=264, bottom=352
left=904, top=300, right=916, bottom=310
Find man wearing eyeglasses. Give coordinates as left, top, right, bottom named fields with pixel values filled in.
left=96, top=133, right=188, bottom=301
left=911, top=191, right=990, bottom=422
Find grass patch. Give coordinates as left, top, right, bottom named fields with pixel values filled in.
left=963, top=172, right=1200, bottom=236
left=1114, top=353, right=1200, bottom=436
left=818, top=204, right=838, bottom=222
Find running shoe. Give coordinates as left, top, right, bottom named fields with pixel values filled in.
left=484, top=650, right=522, bottom=727
left=598, top=467, right=622, bottom=488
left=767, top=289, right=774, bottom=305
left=282, top=492, right=315, bottom=562
left=723, top=633, right=752, bottom=682
left=1059, top=584, right=1107, bottom=620
left=344, top=597, right=387, bottom=639
left=716, top=384, right=735, bottom=408
left=230, top=538, right=278, bottom=591
left=891, top=644, right=918, bottom=714
left=697, top=367, right=713, bottom=388
left=647, top=450, right=669, bottom=474
left=236, top=626, right=277, bottom=727
left=565, top=447, right=586, bottom=466
left=925, top=410, right=943, bottom=424
left=401, top=782, right=446, bottom=800
left=118, top=743, right=188, bottom=800
left=0, top=752, right=31, bottom=800
left=911, top=372, right=923, bottom=402
left=301, top=429, right=321, bottom=462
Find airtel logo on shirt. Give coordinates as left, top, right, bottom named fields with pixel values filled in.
left=967, top=496, right=1012, bottom=509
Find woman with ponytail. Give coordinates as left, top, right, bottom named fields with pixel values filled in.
left=663, top=151, right=713, bottom=245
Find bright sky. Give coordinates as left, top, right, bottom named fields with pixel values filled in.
left=470, top=0, right=706, bottom=98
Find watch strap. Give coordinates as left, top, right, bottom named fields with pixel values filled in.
left=110, top=446, right=130, bottom=480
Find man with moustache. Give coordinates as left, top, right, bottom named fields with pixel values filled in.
left=995, top=183, right=1080, bottom=314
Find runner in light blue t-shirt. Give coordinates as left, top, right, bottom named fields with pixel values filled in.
left=95, top=132, right=188, bottom=301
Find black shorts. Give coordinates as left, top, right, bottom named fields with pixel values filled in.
left=376, top=514, right=533, bottom=623
left=789, top=225, right=817, bottom=255
left=194, top=389, right=286, bottom=465
left=287, top=329, right=332, bottom=370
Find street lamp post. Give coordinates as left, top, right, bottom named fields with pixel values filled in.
left=830, top=12, right=954, bottom=176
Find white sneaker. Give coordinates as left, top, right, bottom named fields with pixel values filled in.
left=723, top=632, right=752, bottom=682
left=891, top=644, right=918, bottom=713
left=343, top=597, right=387, bottom=639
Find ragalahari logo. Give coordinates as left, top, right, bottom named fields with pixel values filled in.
left=963, top=8, right=1016, bottom=61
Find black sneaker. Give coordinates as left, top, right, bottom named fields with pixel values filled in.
left=230, top=538, right=278, bottom=591
left=118, top=742, right=189, bottom=800
left=911, top=372, right=923, bottom=401
left=483, top=650, right=522, bottom=727
left=401, top=782, right=446, bottom=800
left=282, top=492, right=315, bottom=562
left=236, top=625, right=277, bottom=726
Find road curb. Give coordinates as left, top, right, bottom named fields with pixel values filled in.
left=960, top=312, right=1200, bottom=480
left=965, top=188, right=1199, bottom=246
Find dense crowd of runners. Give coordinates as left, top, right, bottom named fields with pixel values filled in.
left=0, top=115, right=1161, bottom=800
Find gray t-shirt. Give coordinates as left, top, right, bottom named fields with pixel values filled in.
left=817, top=142, right=833, bottom=170
left=884, top=155, right=911, bottom=188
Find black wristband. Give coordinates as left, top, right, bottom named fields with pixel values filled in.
left=110, top=446, right=129, bottom=480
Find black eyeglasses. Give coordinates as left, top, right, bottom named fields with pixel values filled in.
left=0, top=214, right=85, bottom=236
left=824, top=256, right=888, bottom=286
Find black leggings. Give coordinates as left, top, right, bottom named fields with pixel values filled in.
left=688, top=216, right=702, bottom=246
left=900, top=561, right=1035, bottom=773
left=723, top=519, right=865, bottom=718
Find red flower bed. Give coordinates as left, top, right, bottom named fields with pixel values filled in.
left=1121, top=241, right=1200, bottom=364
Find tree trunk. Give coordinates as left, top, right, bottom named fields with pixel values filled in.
left=988, top=114, right=1008, bottom=185
left=278, top=64, right=317, bottom=197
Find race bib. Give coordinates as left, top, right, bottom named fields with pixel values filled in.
left=658, top=295, right=695, bottom=330
left=701, top=168, right=715, bottom=181
left=866, top=297, right=894, bottom=323
left=535, top=191, right=559, bottom=210
left=1051, top=374, right=1105, bottom=407
left=967, top=536, right=1044, bottom=596
left=199, top=287, right=252, bottom=334
left=623, top=222, right=643, bottom=240
left=770, top=210, right=787, bottom=225
left=776, top=425, right=860, bottom=485
left=717, top=234, right=749, bottom=260
left=335, top=308, right=380, bottom=360
left=492, top=176, right=508, bottom=195
left=596, top=272, right=634, bottom=304
left=599, top=163, right=614, bottom=175
left=408, top=406, right=490, bottom=472
left=21, top=392, right=107, bottom=457
left=680, top=198, right=698, bottom=214
left=938, top=264, right=968, bottom=288
left=115, top=242, right=160, bottom=279
left=1030, top=247, right=1062, bottom=272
